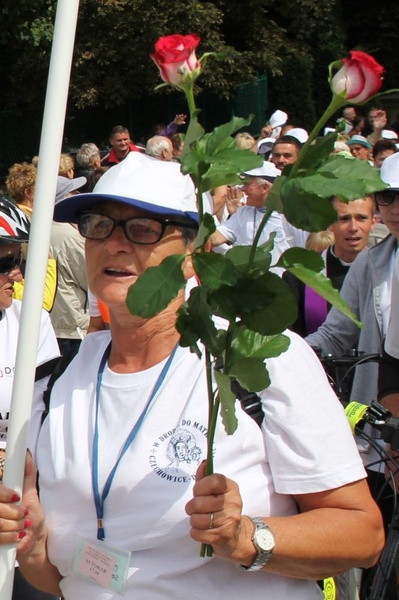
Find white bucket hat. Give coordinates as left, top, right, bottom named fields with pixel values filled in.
left=54, top=152, right=198, bottom=224
left=380, top=151, right=399, bottom=191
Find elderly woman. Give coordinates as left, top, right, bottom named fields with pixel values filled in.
left=0, top=197, right=59, bottom=600
left=0, top=153, right=383, bottom=600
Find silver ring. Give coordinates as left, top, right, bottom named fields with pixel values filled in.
left=209, top=513, right=214, bottom=529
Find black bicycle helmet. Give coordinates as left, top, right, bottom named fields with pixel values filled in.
left=0, top=196, right=30, bottom=244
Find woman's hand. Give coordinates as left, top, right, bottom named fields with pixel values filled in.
left=185, top=463, right=255, bottom=565
left=0, top=452, right=44, bottom=557
left=0, top=480, right=27, bottom=546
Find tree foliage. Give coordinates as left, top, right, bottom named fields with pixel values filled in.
left=0, top=0, right=399, bottom=129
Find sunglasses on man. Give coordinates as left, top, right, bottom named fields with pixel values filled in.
left=0, top=251, right=23, bottom=275
left=375, top=190, right=399, bottom=206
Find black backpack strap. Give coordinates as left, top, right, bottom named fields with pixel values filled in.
left=34, top=357, right=62, bottom=382
left=214, top=357, right=264, bottom=427
left=231, top=379, right=264, bottom=428
left=41, top=348, right=79, bottom=425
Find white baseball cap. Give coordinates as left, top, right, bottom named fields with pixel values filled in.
left=380, top=151, right=399, bottom=191
left=257, top=137, right=274, bottom=155
left=54, top=152, right=198, bottom=224
left=288, top=128, right=309, bottom=144
left=381, top=129, right=398, bottom=140
left=55, top=176, right=87, bottom=203
left=268, top=110, right=288, bottom=129
left=241, top=161, right=281, bottom=182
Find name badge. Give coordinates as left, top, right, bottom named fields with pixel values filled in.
left=71, top=536, right=131, bottom=594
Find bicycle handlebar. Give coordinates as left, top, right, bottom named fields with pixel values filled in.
left=346, top=401, right=399, bottom=451
left=314, top=349, right=382, bottom=368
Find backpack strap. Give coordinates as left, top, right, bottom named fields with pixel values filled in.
left=231, top=379, right=264, bottom=428
left=214, top=357, right=264, bottom=427
left=34, top=356, right=62, bottom=382
left=40, top=348, right=79, bottom=425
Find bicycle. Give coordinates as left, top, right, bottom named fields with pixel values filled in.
left=316, top=350, right=399, bottom=600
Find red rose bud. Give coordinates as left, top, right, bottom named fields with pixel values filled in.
left=331, top=50, right=384, bottom=104
left=151, top=34, right=201, bottom=88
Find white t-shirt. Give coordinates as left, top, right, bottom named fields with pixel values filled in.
left=35, top=330, right=365, bottom=600
left=217, top=205, right=290, bottom=269
left=386, top=249, right=399, bottom=359
left=282, top=216, right=310, bottom=248
left=0, top=301, right=59, bottom=450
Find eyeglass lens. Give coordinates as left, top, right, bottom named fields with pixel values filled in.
left=0, top=252, right=22, bottom=275
left=78, top=214, right=165, bottom=244
left=376, top=191, right=399, bottom=206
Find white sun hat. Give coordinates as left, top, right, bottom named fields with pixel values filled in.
left=380, top=151, right=399, bottom=191
left=54, top=152, right=198, bottom=224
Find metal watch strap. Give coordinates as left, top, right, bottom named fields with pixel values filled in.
left=237, top=516, right=275, bottom=572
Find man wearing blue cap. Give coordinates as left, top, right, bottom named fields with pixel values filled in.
left=346, top=135, right=372, bottom=161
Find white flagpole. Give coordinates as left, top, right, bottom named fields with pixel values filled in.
left=0, top=0, right=80, bottom=596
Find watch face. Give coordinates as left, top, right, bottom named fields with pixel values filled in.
left=254, top=527, right=275, bottom=552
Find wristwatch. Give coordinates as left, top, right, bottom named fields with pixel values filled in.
left=238, top=517, right=275, bottom=572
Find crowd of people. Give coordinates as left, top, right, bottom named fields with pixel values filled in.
left=0, top=102, right=398, bottom=600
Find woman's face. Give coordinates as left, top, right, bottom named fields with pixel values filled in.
left=0, top=243, right=23, bottom=310
left=84, top=202, right=192, bottom=312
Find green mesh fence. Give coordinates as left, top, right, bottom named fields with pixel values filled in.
left=0, top=109, right=42, bottom=183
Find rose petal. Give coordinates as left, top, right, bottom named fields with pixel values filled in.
left=349, top=67, right=383, bottom=103
left=344, top=61, right=366, bottom=99
left=330, top=51, right=384, bottom=104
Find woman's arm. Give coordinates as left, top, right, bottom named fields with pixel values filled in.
left=186, top=466, right=384, bottom=580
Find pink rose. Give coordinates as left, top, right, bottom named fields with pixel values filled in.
left=330, top=51, right=384, bottom=104
left=151, top=34, right=201, bottom=88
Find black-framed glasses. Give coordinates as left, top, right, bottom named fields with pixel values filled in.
left=0, top=251, right=22, bottom=275
left=375, top=190, right=399, bottom=206
left=77, top=213, right=197, bottom=245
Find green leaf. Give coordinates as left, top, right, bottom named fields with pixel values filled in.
left=285, top=265, right=362, bottom=327
left=127, top=254, right=186, bottom=318
left=238, top=273, right=298, bottom=334
left=281, top=154, right=387, bottom=231
left=214, top=370, right=237, bottom=435
left=182, top=111, right=205, bottom=159
left=295, top=132, right=337, bottom=171
left=195, top=213, right=216, bottom=249
left=282, top=187, right=337, bottom=231
left=176, top=286, right=225, bottom=356
left=228, top=357, right=270, bottom=392
left=230, top=329, right=291, bottom=362
left=317, top=155, right=387, bottom=196
left=265, top=174, right=285, bottom=213
left=193, top=252, right=238, bottom=290
left=277, top=247, right=325, bottom=272
left=224, top=237, right=274, bottom=274
left=203, top=116, right=255, bottom=155
left=201, top=150, right=263, bottom=191
left=210, top=272, right=297, bottom=334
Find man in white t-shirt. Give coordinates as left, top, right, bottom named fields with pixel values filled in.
left=211, top=162, right=290, bottom=268
left=0, top=154, right=383, bottom=600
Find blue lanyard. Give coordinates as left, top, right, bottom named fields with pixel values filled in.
left=92, top=341, right=179, bottom=540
